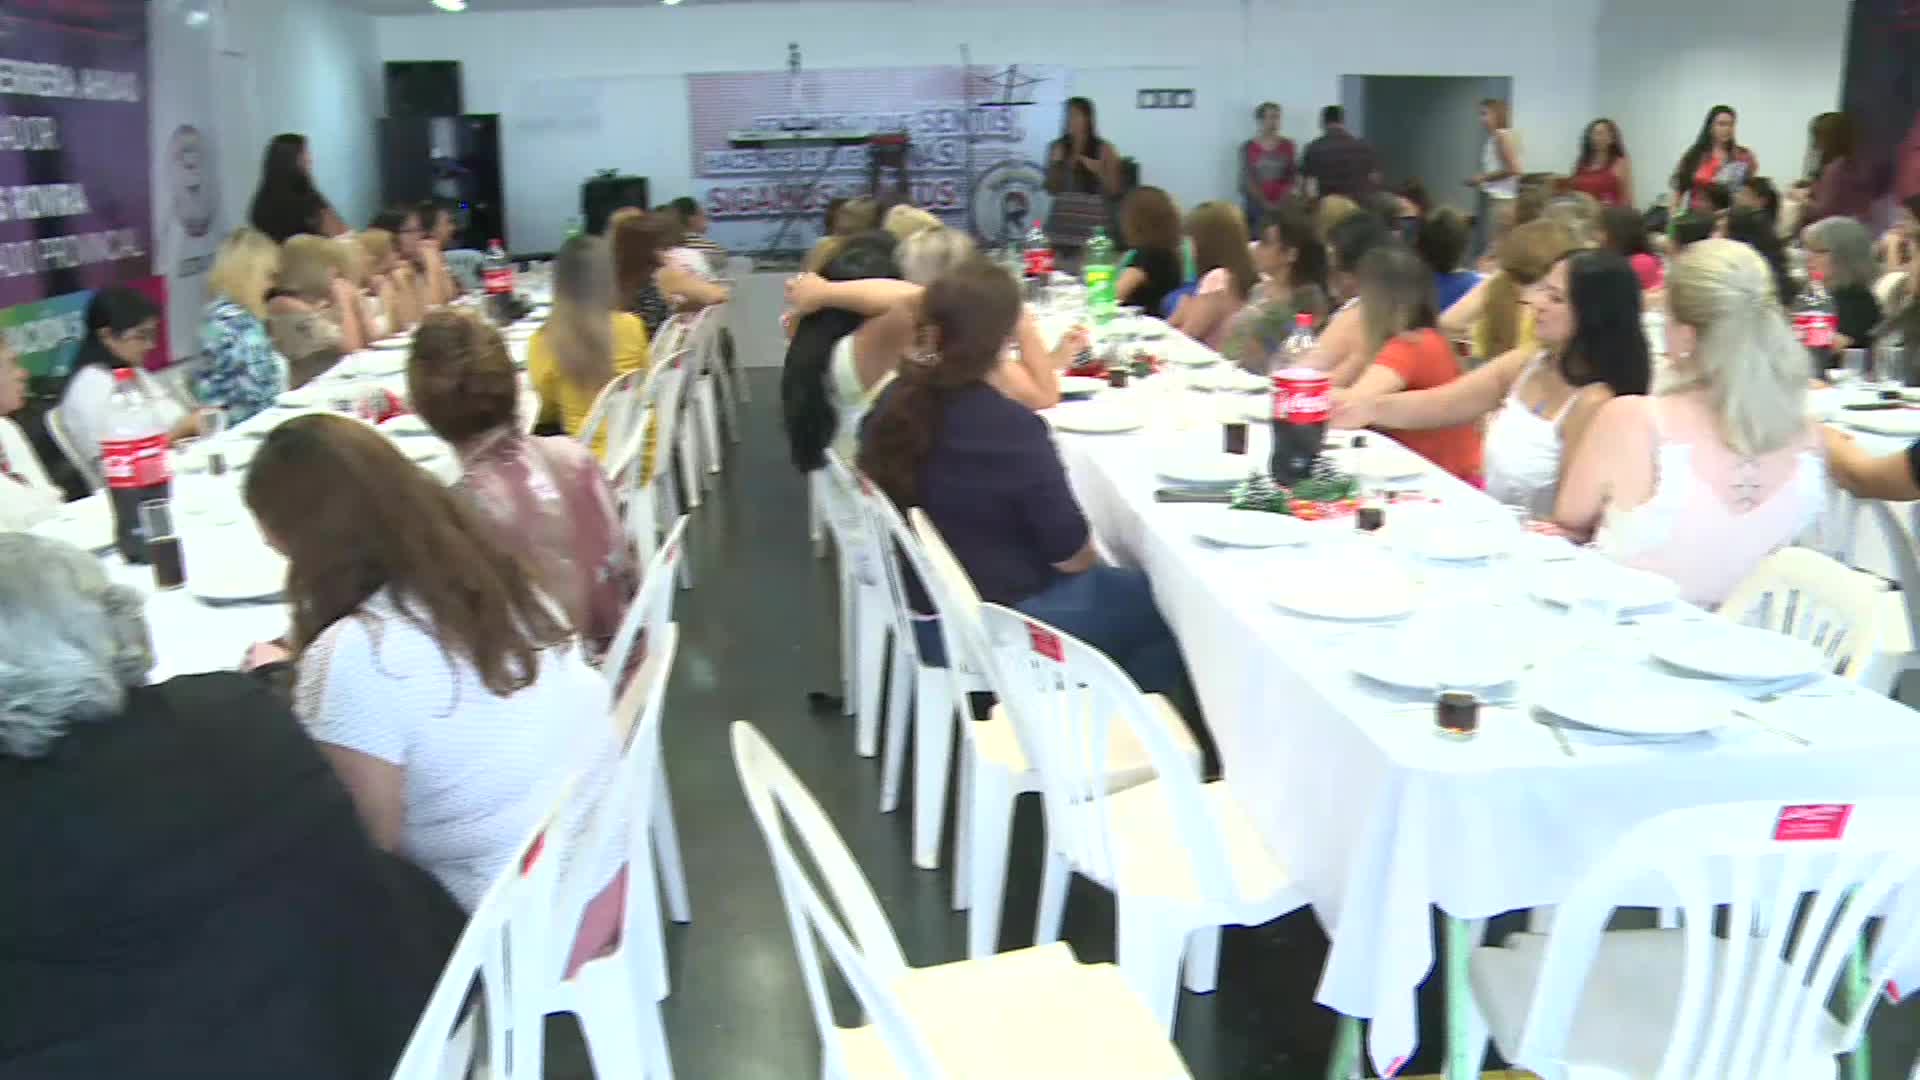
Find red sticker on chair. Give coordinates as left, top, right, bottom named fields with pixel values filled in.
left=1028, top=624, right=1063, bottom=662
left=1774, top=804, right=1853, bottom=842
left=520, top=831, right=548, bottom=874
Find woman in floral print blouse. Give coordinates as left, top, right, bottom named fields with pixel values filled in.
left=195, top=227, right=289, bottom=423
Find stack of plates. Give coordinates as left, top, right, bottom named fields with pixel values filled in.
left=1267, top=555, right=1418, bottom=621
left=1530, top=564, right=1678, bottom=615
left=184, top=524, right=287, bottom=604
left=1058, top=375, right=1106, bottom=399
left=1842, top=409, right=1920, bottom=438
left=1046, top=404, right=1142, bottom=434
left=1351, top=621, right=1524, bottom=691
left=1156, top=451, right=1254, bottom=489
left=29, top=496, right=113, bottom=553
left=1532, top=666, right=1732, bottom=741
left=1187, top=506, right=1315, bottom=549
left=1382, top=506, right=1512, bottom=562
left=1647, top=622, right=1825, bottom=687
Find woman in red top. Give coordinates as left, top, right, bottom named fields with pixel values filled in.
left=1567, top=118, right=1633, bottom=207
left=1240, top=102, right=1297, bottom=227
left=1669, top=105, right=1756, bottom=213
left=1340, top=245, right=1484, bottom=483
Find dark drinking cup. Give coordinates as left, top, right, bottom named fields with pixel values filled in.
left=1435, top=691, right=1479, bottom=739
left=1356, top=504, right=1385, bottom=532
left=140, top=500, right=184, bottom=590
left=1107, top=367, right=1130, bottom=389
left=1223, top=421, right=1248, bottom=455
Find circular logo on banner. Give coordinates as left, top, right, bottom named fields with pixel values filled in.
left=168, top=125, right=215, bottom=239
left=969, top=159, right=1046, bottom=249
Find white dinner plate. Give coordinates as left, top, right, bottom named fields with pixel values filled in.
left=1532, top=667, right=1730, bottom=738
left=1530, top=564, right=1678, bottom=613
left=349, top=351, right=409, bottom=377
left=1383, top=507, right=1512, bottom=562
left=1841, top=409, right=1920, bottom=438
left=1188, top=506, right=1317, bottom=548
left=177, top=438, right=258, bottom=473
left=1047, top=405, right=1142, bottom=435
left=369, top=336, right=413, bottom=351
left=1350, top=626, right=1523, bottom=691
left=1347, top=447, right=1426, bottom=483
left=380, top=413, right=436, bottom=438
left=1267, top=557, right=1417, bottom=621
left=29, top=496, right=113, bottom=553
left=184, top=530, right=287, bottom=603
left=1058, top=375, right=1106, bottom=399
left=1156, top=452, right=1254, bottom=487
left=1648, top=622, right=1825, bottom=684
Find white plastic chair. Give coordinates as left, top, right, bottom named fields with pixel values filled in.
left=44, top=403, right=100, bottom=491
left=1721, top=546, right=1887, bottom=690
left=854, top=478, right=992, bottom=842
left=577, top=368, right=649, bottom=466
left=681, top=308, right=726, bottom=481
left=599, top=519, right=693, bottom=932
left=389, top=792, right=570, bottom=1080
left=1471, top=798, right=1920, bottom=1080
left=1861, top=501, right=1920, bottom=698
left=819, top=451, right=892, bottom=762
left=977, top=604, right=1307, bottom=1030
left=517, top=624, right=682, bottom=1079
left=728, top=721, right=1195, bottom=1080
left=608, top=348, right=694, bottom=591
left=911, top=510, right=1208, bottom=963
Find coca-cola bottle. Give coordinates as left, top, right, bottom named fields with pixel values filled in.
left=1023, top=220, right=1054, bottom=301
left=483, top=237, right=516, bottom=325
left=1270, top=315, right=1328, bottom=485
left=100, top=368, right=173, bottom=563
left=1793, top=269, right=1838, bottom=374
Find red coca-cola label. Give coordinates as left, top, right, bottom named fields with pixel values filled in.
left=1773, top=803, right=1852, bottom=842
left=1024, top=247, right=1055, bottom=279
left=1271, top=368, right=1332, bottom=425
left=101, top=433, right=171, bottom=489
left=484, top=265, right=515, bottom=296
left=1028, top=624, right=1063, bottom=662
left=1794, top=312, right=1837, bottom=350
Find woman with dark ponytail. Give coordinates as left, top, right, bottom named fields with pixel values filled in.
left=858, top=257, right=1191, bottom=703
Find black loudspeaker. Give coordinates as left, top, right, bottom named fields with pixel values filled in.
left=379, top=115, right=506, bottom=251
left=581, top=175, right=650, bottom=236
left=385, top=61, right=462, bottom=118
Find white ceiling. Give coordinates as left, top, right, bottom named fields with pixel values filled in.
left=352, top=0, right=903, bottom=11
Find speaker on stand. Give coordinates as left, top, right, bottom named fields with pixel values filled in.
left=581, top=173, right=651, bottom=236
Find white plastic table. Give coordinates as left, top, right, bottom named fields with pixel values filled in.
left=1044, top=333, right=1920, bottom=1079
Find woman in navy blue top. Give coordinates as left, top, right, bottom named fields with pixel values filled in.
left=858, top=257, right=1188, bottom=700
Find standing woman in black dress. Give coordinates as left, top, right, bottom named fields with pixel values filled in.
left=1044, top=97, right=1123, bottom=265
left=248, top=133, right=348, bottom=243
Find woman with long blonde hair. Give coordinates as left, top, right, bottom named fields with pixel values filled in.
left=527, top=233, right=651, bottom=459
left=1170, top=201, right=1258, bottom=347
left=1439, top=219, right=1576, bottom=364
left=1551, top=239, right=1824, bottom=607
left=194, top=226, right=287, bottom=423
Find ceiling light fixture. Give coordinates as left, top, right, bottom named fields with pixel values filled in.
left=431, top=0, right=467, bottom=11
left=662, top=0, right=684, bottom=6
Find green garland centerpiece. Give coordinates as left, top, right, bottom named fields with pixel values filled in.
left=1230, top=456, right=1360, bottom=519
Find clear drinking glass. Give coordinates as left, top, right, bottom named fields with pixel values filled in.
left=1873, top=340, right=1905, bottom=388
left=140, top=499, right=185, bottom=590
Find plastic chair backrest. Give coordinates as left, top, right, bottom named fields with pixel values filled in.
left=389, top=787, right=576, bottom=1080
left=1867, top=500, right=1920, bottom=659
left=908, top=506, right=992, bottom=695
left=1508, top=799, right=1920, bottom=1080
left=44, top=403, right=100, bottom=491
left=638, top=349, right=690, bottom=486
left=819, top=450, right=882, bottom=590
left=602, top=515, right=688, bottom=692
left=729, top=722, right=942, bottom=1078
left=652, top=314, right=687, bottom=357
left=975, top=603, right=1234, bottom=902
left=577, top=368, right=648, bottom=460
left=1720, top=547, right=1883, bottom=681
left=853, top=470, right=944, bottom=672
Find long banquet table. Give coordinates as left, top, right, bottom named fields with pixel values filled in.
left=1040, top=318, right=1920, bottom=1076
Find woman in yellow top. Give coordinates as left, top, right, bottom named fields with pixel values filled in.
left=527, top=234, right=651, bottom=461
left=1438, top=220, right=1576, bottom=365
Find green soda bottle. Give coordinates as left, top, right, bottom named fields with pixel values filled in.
left=1083, top=227, right=1116, bottom=324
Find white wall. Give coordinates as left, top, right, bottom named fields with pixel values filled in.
left=376, top=0, right=1603, bottom=252
left=209, top=0, right=383, bottom=230
left=1359, top=76, right=1509, bottom=214
left=1595, top=0, right=1850, bottom=207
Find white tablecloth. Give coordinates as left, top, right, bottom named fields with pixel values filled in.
left=1049, top=372, right=1920, bottom=1073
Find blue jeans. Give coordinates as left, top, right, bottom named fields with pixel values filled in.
left=1013, top=567, right=1186, bottom=697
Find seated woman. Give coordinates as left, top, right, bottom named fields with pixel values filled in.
left=803, top=195, right=879, bottom=274
left=0, top=534, right=463, bottom=1078
left=1725, top=207, right=1795, bottom=309
left=1334, top=249, right=1649, bottom=516
left=527, top=234, right=651, bottom=459
left=783, top=228, right=1083, bottom=454
left=268, top=234, right=364, bottom=387
left=857, top=256, right=1189, bottom=699
left=1114, top=186, right=1186, bottom=315
left=195, top=228, right=290, bottom=424
left=375, top=205, right=456, bottom=307
left=779, top=231, right=905, bottom=472
left=1439, top=219, right=1576, bottom=367
left=1804, top=215, right=1883, bottom=353
left=1551, top=239, right=1825, bottom=608
left=356, top=228, right=423, bottom=333
left=1417, top=207, right=1482, bottom=312
left=610, top=208, right=730, bottom=336
left=1169, top=201, right=1257, bottom=348
left=410, top=308, right=635, bottom=652
left=1313, top=211, right=1395, bottom=387
left=243, top=413, right=623, bottom=912
left=59, top=287, right=203, bottom=480
left=0, top=343, right=63, bottom=528
left=1339, top=245, right=1485, bottom=483
left=1599, top=205, right=1664, bottom=292
left=1220, top=203, right=1331, bottom=373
